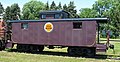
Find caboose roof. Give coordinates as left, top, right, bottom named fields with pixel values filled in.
left=40, top=10, right=69, bottom=14
left=7, top=18, right=108, bottom=23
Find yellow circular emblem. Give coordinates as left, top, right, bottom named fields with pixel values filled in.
left=44, top=22, right=53, bottom=32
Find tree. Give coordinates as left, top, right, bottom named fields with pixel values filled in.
left=63, top=4, right=68, bottom=11
left=45, top=1, right=49, bottom=10
left=108, top=0, right=120, bottom=38
left=22, top=1, right=45, bottom=20
left=50, top=1, right=56, bottom=10
left=4, top=6, right=11, bottom=20
left=57, top=2, right=62, bottom=10
left=10, top=3, right=20, bottom=20
left=4, top=3, right=20, bottom=20
left=92, top=0, right=120, bottom=38
left=92, top=0, right=113, bottom=17
left=67, top=1, right=78, bottom=18
left=79, top=8, right=98, bottom=18
left=0, top=2, right=4, bottom=14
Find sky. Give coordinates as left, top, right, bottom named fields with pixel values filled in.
left=0, top=0, right=97, bottom=13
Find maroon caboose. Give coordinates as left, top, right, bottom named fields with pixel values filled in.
left=6, top=10, right=109, bottom=57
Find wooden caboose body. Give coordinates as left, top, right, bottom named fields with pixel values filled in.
left=11, top=20, right=96, bottom=47
left=6, top=10, right=108, bottom=57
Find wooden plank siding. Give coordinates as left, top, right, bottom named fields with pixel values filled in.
left=11, top=21, right=96, bottom=47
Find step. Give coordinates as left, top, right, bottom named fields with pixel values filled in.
left=96, top=43, right=107, bottom=52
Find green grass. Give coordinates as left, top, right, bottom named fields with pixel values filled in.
left=106, top=42, right=120, bottom=57
left=100, top=38, right=120, bottom=40
left=0, top=42, right=120, bottom=62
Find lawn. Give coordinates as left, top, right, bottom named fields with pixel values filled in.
left=100, top=38, right=120, bottom=41
left=0, top=41, right=120, bottom=62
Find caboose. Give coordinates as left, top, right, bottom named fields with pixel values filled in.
left=5, top=10, right=111, bottom=57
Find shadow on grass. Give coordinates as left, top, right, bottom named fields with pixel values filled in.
left=5, top=49, right=116, bottom=59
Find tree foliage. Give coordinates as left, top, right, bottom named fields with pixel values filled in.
left=92, top=0, right=113, bottom=17
left=57, top=2, right=62, bottom=10
left=22, top=1, right=45, bottom=20
left=45, top=1, right=49, bottom=10
left=4, top=3, right=20, bottom=20
left=50, top=1, right=56, bottom=10
left=67, top=1, right=78, bottom=18
left=10, top=3, right=20, bottom=20
left=4, top=6, right=11, bottom=20
left=0, top=2, right=4, bottom=14
left=48, top=1, right=78, bottom=18
left=109, top=0, right=120, bottom=37
left=92, top=0, right=120, bottom=38
left=79, top=8, right=98, bottom=18
left=63, top=4, right=68, bottom=11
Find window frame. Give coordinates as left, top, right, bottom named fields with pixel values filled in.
left=73, top=22, right=82, bottom=29
left=41, top=15, right=46, bottom=19
left=55, top=14, right=60, bottom=19
left=21, top=23, right=29, bottom=30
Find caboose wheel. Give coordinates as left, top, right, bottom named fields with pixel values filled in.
left=0, top=41, right=5, bottom=51
left=67, top=47, right=80, bottom=56
left=17, top=44, right=23, bottom=52
left=67, top=47, right=75, bottom=56
left=38, top=45, right=44, bottom=52
left=0, top=41, right=2, bottom=51
left=1, top=46, right=5, bottom=50
left=0, top=47, right=2, bottom=51
left=82, top=48, right=95, bottom=57
left=28, top=45, right=37, bottom=52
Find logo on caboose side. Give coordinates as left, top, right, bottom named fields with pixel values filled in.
left=44, top=22, right=53, bottom=33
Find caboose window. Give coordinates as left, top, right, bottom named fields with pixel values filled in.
left=42, top=15, right=46, bottom=19
left=73, top=22, right=82, bottom=29
left=55, top=14, right=60, bottom=19
left=21, top=23, right=28, bottom=29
